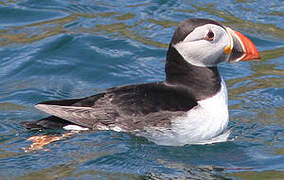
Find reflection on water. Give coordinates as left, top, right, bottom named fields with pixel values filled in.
left=1, top=1, right=283, bottom=48
left=0, top=0, right=283, bottom=179
left=228, top=170, right=284, bottom=180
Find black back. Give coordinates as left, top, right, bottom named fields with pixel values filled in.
left=22, top=82, right=198, bottom=130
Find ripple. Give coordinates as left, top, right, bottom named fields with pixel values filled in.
left=0, top=0, right=283, bottom=179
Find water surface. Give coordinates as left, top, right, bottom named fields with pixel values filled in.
left=0, top=0, right=283, bottom=179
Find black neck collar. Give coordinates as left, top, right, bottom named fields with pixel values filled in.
left=165, top=45, right=221, bottom=100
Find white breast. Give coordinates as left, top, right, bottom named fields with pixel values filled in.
left=144, top=78, right=229, bottom=146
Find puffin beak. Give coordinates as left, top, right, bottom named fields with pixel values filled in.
left=225, top=27, right=261, bottom=62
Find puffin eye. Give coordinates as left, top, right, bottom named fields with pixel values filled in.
left=205, top=30, right=214, bottom=41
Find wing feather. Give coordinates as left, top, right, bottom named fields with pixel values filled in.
left=34, top=82, right=198, bottom=130
left=35, top=104, right=96, bottom=128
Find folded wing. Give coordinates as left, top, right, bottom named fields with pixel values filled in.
left=26, top=82, right=198, bottom=131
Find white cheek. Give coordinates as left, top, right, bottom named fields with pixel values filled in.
left=174, top=40, right=226, bottom=67
left=174, top=41, right=209, bottom=67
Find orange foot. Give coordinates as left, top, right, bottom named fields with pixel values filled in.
left=23, top=132, right=76, bottom=152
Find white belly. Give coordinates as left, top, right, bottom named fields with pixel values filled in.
left=144, top=79, right=229, bottom=146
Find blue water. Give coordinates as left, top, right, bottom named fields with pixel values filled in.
left=0, top=0, right=283, bottom=179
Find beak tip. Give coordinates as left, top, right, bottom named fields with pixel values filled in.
left=231, top=30, right=261, bottom=62
left=242, top=48, right=261, bottom=61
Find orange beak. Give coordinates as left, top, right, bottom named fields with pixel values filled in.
left=226, top=28, right=261, bottom=62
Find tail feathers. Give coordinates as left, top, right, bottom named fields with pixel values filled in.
left=21, top=116, right=73, bottom=130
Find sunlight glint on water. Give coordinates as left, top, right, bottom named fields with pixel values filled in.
left=0, top=0, right=283, bottom=179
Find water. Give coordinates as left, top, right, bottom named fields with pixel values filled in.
left=0, top=0, right=283, bottom=179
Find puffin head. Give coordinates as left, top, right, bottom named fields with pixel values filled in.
left=170, top=18, right=260, bottom=67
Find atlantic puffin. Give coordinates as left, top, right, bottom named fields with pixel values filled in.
left=22, top=18, right=260, bottom=146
